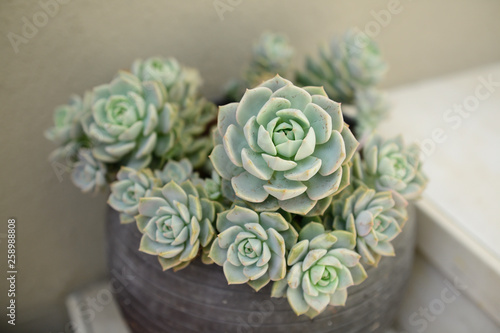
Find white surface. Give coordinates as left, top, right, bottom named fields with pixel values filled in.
left=66, top=281, right=132, bottom=333
left=379, top=63, right=500, bottom=260
left=395, top=254, right=499, bottom=333
left=415, top=198, right=500, bottom=325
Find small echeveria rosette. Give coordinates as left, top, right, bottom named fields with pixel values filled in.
left=271, top=222, right=367, bottom=318
left=131, top=56, right=202, bottom=106
left=108, top=167, right=161, bottom=224
left=81, top=71, right=178, bottom=170
left=45, top=94, right=87, bottom=146
left=225, top=32, right=295, bottom=101
left=209, top=206, right=298, bottom=291
left=353, top=88, right=389, bottom=136
left=192, top=171, right=223, bottom=201
left=154, top=158, right=193, bottom=186
left=210, top=75, right=358, bottom=216
left=296, top=28, right=387, bottom=104
left=329, top=186, right=407, bottom=266
left=71, top=149, right=107, bottom=194
left=352, top=134, right=428, bottom=205
left=173, top=98, right=218, bottom=168
left=246, top=32, right=294, bottom=86
left=45, top=92, right=92, bottom=162
left=135, top=180, right=222, bottom=271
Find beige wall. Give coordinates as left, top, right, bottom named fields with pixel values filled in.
left=1, top=0, right=499, bottom=331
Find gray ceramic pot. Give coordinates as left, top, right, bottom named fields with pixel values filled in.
left=106, top=206, right=415, bottom=333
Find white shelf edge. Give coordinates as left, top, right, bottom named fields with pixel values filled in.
left=66, top=281, right=132, bottom=333
left=415, top=196, right=500, bottom=326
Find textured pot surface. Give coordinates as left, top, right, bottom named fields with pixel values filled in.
left=106, top=206, right=416, bottom=333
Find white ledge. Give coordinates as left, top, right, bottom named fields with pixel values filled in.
left=379, top=63, right=500, bottom=326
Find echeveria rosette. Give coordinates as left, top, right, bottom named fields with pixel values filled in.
left=210, top=75, right=359, bottom=216
left=296, top=29, right=387, bottom=104
left=173, top=98, right=218, bottom=168
left=45, top=92, right=92, bottom=162
left=209, top=206, right=298, bottom=291
left=132, top=57, right=202, bottom=107
left=352, top=135, right=428, bottom=205
left=154, top=158, right=193, bottom=186
left=246, top=32, right=294, bottom=86
left=108, top=167, right=160, bottom=224
left=136, top=180, right=222, bottom=271
left=328, top=186, right=407, bottom=266
left=71, top=149, right=107, bottom=194
left=45, top=94, right=86, bottom=146
left=192, top=171, right=224, bottom=202
left=353, top=89, right=389, bottom=135
left=271, top=222, right=367, bottom=318
left=132, top=57, right=216, bottom=167
left=82, top=71, right=178, bottom=170
left=225, top=32, right=295, bottom=101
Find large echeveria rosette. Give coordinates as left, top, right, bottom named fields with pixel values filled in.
left=209, top=206, right=298, bottom=291
left=210, top=75, right=359, bottom=216
left=81, top=71, right=178, bottom=170
left=271, top=222, right=367, bottom=318
left=108, top=167, right=160, bottom=224
left=135, top=180, right=222, bottom=271
left=327, top=186, right=407, bottom=266
left=352, top=134, right=427, bottom=205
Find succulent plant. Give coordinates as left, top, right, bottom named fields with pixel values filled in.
left=352, top=135, right=427, bottom=205
left=354, top=89, right=389, bottom=135
left=71, top=149, right=107, bottom=194
left=225, top=32, right=295, bottom=101
left=108, top=167, right=161, bottom=224
left=172, top=98, right=218, bottom=168
left=154, top=158, right=193, bottom=185
left=45, top=94, right=87, bottom=146
left=327, top=186, right=407, bottom=266
left=136, top=180, right=221, bottom=271
left=192, top=171, right=223, bottom=201
left=271, top=222, right=367, bottom=318
left=247, top=33, right=294, bottom=85
left=210, top=75, right=358, bottom=216
left=132, top=57, right=216, bottom=167
left=296, top=29, right=387, bottom=103
left=209, top=205, right=298, bottom=291
left=81, top=71, right=178, bottom=170
left=45, top=92, right=92, bottom=162
left=132, top=57, right=202, bottom=106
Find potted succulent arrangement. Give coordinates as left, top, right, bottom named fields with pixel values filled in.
left=46, top=29, right=427, bottom=333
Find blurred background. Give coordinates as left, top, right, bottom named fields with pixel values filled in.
left=1, top=0, right=499, bottom=332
